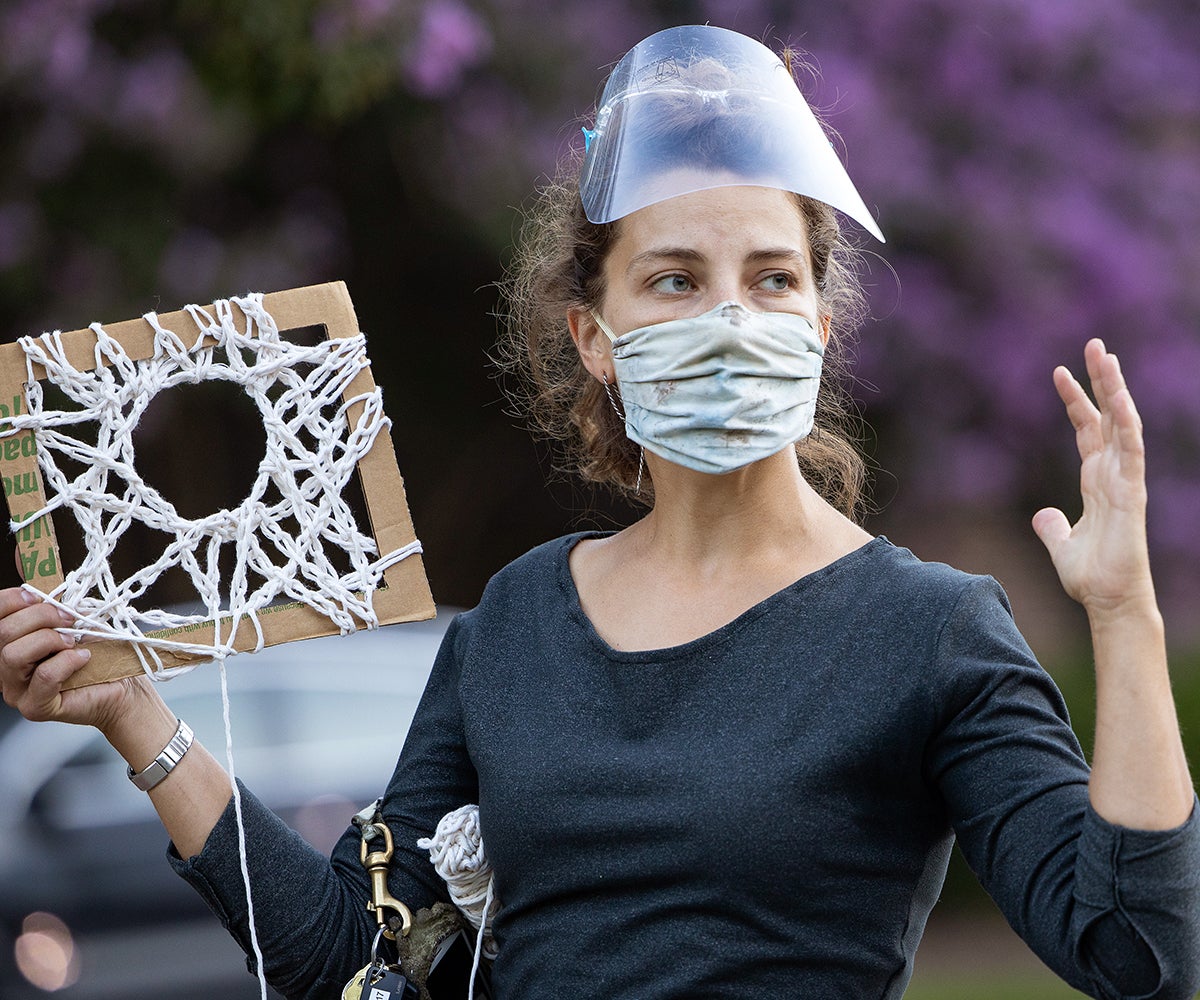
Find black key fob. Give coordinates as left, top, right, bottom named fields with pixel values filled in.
left=359, top=966, right=417, bottom=1000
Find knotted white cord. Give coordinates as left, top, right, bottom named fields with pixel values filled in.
left=418, top=803, right=498, bottom=999
left=0, top=293, right=423, bottom=1000
left=4, top=292, right=417, bottom=660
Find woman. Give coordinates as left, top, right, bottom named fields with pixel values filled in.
left=2, top=24, right=1198, bottom=1000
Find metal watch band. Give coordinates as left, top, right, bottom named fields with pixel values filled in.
left=127, top=719, right=194, bottom=791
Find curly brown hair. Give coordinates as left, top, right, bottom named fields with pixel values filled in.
left=495, top=55, right=871, bottom=518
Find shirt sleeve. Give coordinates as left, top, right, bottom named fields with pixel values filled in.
left=925, top=576, right=1200, bottom=1000
left=167, top=614, right=479, bottom=999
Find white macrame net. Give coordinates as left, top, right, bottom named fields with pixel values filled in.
left=1, top=292, right=423, bottom=999
left=4, top=292, right=420, bottom=671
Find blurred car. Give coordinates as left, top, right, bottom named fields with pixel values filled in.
left=0, top=611, right=454, bottom=992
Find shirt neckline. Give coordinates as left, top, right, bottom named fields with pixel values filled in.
left=556, top=530, right=892, bottom=663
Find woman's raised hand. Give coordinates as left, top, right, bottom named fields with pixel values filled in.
left=1035, top=340, right=1194, bottom=829
left=0, top=587, right=141, bottom=730
left=1031, top=338, right=1157, bottom=617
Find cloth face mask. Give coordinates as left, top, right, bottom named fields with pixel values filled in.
left=593, top=301, right=826, bottom=475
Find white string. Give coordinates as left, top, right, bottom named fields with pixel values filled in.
left=3, top=293, right=417, bottom=659
left=0, top=294, right=422, bottom=999
left=219, top=655, right=266, bottom=1000
left=418, top=803, right=498, bottom=1000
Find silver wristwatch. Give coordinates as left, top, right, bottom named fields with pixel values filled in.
left=127, top=719, right=194, bottom=791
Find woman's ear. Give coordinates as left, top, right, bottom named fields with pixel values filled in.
left=819, top=313, right=832, bottom=347
left=567, top=307, right=613, bottom=382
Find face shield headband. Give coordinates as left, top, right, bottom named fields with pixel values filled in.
left=579, top=25, right=884, bottom=242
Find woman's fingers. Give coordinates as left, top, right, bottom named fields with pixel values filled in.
left=0, top=600, right=75, bottom=667
left=1085, top=340, right=1142, bottom=433
left=1, top=628, right=74, bottom=686
left=1057, top=342, right=1146, bottom=477
left=0, top=587, right=88, bottom=720
left=1084, top=338, right=1111, bottom=415
left=1079, top=343, right=1148, bottom=501
left=1110, top=387, right=1147, bottom=488
left=1103, top=352, right=1145, bottom=447
left=19, top=647, right=93, bottom=721
left=1054, top=365, right=1101, bottom=460
left=1031, top=506, right=1072, bottom=561
left=0, top=584, right=38, bottom=618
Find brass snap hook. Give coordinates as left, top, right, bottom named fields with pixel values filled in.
left=361, top=822, right=414, bottom=939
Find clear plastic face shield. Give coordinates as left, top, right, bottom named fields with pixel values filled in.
left=579, top=25, right=884, bottom=242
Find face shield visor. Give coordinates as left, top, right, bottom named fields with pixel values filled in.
left=579, top=25, right=884, bottom=242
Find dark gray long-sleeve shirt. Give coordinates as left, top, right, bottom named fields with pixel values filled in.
left=171, top=534, right=1200, bottom=999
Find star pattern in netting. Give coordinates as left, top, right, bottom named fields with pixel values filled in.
left=8, top=293, right=416, bottom=667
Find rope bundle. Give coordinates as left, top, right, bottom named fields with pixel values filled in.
left=419, top=803, right=499, bottom=1000
left=418, top=804, right=500, bottom=959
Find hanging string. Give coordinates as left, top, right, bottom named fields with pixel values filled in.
left=219, top=654, right=267, bottom=1000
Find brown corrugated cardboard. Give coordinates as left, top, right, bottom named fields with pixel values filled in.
left=0, top=282, right=435, bottom=688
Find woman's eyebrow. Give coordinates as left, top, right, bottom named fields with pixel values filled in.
left=746, top=248, right=811, bottom=269
left=625, top=247, right=811, bottom=275
left=625, top=247, right=705, bottom=274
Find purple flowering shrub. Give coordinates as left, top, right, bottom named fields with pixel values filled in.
left=0, top=0, right=1196, bottom=630
left=787, top=0, right=1200, bottom=626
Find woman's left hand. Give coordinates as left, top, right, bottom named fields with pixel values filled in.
left=1031, top=338, right=1156, bottom=616
left=1035, top=340, right=1194, bottom=830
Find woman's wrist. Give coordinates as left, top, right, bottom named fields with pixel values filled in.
left=1085, top=593, right=1164, bottom=639
left=126, top=718, right=194, bottom=791
left=94, top=677, right=232, bottom=857
left=98, top=677, right=181, bottom=773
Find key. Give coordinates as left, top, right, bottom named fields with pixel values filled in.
left=343, top=962, right=419, bottom=1000
left=360, top=965, right=418, bottom=1000
left=342, top=965, right=370, bottom=1000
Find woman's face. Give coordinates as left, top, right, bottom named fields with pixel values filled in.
left=600, top=185, right=825, bottom=334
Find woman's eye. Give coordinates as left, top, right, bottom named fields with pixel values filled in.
left=651, top=274, right=693, bottom=294
left=759, top=273, right=793, bottom=291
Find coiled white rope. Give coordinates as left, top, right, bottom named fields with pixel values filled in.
left=0, top=293, right=422, bottom=1000
left=418, top=804, right=499, bottom=999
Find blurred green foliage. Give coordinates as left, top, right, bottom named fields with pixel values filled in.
left=906, top=973, right=1087, bottom=1000
left=937, top=646, right=1200, bottom=918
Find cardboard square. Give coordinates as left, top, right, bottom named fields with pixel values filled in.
left=0, top=281, right=435, bottom=688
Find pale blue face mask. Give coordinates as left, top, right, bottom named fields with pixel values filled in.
left=593, top=301, right=825, bottom=475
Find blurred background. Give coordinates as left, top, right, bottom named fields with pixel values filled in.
left=0, top=0, right=1197, bottom=997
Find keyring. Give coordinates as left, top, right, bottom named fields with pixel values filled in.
left=369, top=925, right=389, bottom=970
